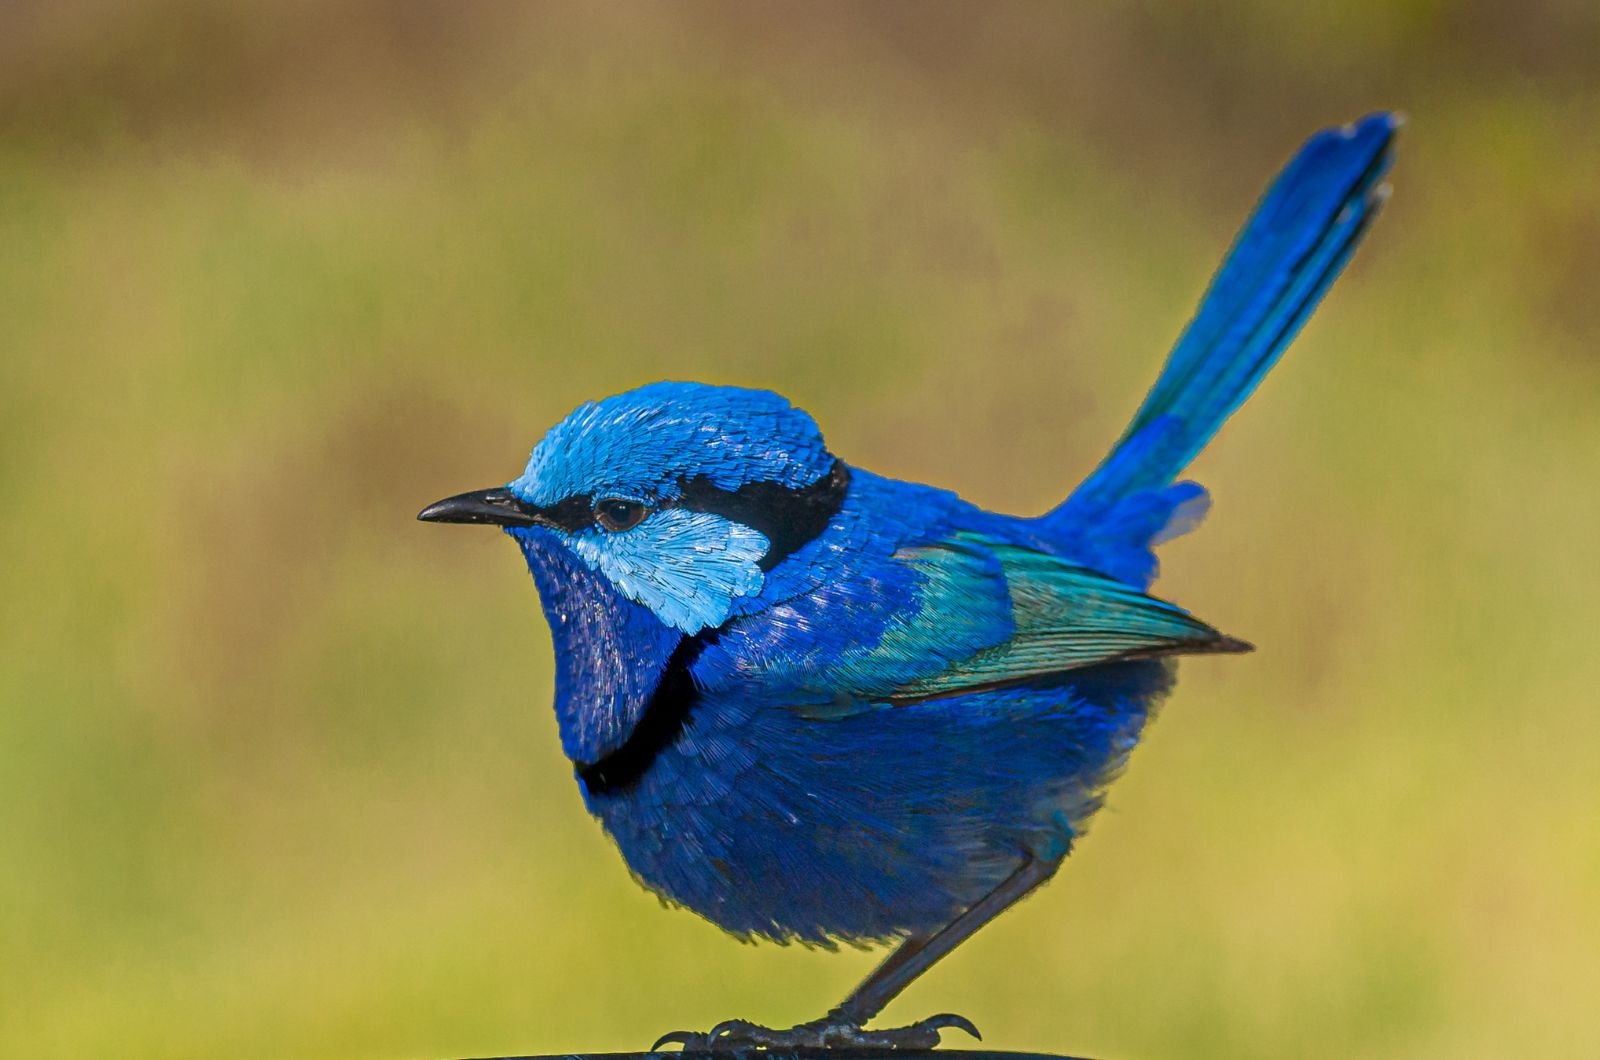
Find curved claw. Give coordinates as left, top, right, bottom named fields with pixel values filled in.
left=649, top=1012, right=981, bottom=1052
left=650, top=1020, right=767, bottom=1052
left=825, top=1011, right=980, bottom=1050
left=916, top=1012, right=983, bottom=1042
left=650, top=1029, right=703, bottom=1052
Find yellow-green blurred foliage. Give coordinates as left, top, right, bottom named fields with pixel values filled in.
left=3, top=3, right=1598, bottom=1057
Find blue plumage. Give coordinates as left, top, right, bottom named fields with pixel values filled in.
left=420, top=113, right=1399, bottom=1047
left=1047, top=113, right=1396, bottom=587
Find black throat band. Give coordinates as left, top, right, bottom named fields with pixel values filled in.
left=575, top=460, right=852, bottom=796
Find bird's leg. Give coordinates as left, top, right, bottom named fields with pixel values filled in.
left=830, top=854, right=1062, bottom=1030
left=653, top=855, right=1062, bottom=1052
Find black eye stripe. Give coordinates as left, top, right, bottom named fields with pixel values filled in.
left=534, top=460, right=850, bottom=568
left=675, top=460, right=850, bottom=571
left=533, top=494, right=597, bottom=532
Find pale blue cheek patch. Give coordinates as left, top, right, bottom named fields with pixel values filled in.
left=566, top=509, right=770, bottom=634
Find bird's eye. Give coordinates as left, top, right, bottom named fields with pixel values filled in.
left=594, top=497, right=650, bottom=533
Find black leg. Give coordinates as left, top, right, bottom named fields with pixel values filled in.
left=653, top=854, right=1063, bottom=1051
left=832, top=854, right=1062, bottom=1026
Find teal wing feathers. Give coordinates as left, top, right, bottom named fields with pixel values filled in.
left=790, top=530, right=1248, bottom=717
left=887, top=533, right=1248, bottom=703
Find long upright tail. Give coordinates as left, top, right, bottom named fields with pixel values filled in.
left=1041, top=112, right=1400, bottom=587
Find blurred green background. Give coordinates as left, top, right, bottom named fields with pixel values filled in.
left=4, top=2, right=1599, bottom=1057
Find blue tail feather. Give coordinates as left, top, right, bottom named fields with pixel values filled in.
left=1042, top=112, right=1399, bottom=585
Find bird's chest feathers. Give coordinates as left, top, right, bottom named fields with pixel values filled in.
left=515, top=535, right=684, bottom=767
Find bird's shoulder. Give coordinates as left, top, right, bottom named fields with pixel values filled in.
left=693, top=467, right=1239, bottom=714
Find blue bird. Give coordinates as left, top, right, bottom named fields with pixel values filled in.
left=420, top=113, right=1399, bottom=1050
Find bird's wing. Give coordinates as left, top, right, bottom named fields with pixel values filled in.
left=789, top=531, right=1247, bottom=715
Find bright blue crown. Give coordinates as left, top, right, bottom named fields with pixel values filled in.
left=509, top=381, right=834, bottom=505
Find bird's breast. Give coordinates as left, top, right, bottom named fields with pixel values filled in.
left=513, top=531, right=684, bottom=768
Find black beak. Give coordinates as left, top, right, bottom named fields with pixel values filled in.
left=417, top=487, right=542, bottom=528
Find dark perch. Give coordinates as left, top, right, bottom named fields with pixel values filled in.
left=464, top=1052, right=1092, bottom=1060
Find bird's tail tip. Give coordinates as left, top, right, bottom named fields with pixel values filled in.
left=1186, top=632, right=1256, bottom=657
left=1212, top=634, right=1256, bottom=655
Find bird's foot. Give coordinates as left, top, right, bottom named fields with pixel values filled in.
left=652, top=1011, right=980, bottom=1052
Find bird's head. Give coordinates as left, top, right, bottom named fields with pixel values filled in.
left=422, top=380, right=846, bottom=634
left=419, top=381, right=849, bottom=766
